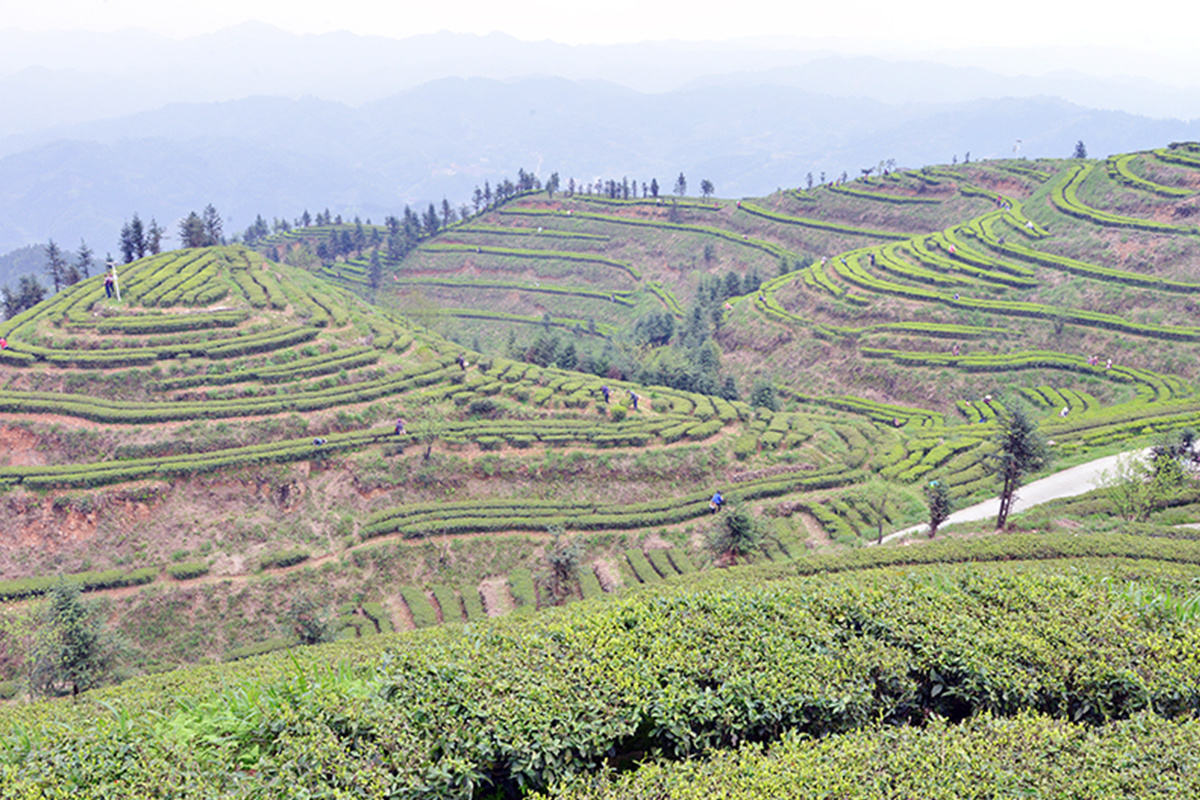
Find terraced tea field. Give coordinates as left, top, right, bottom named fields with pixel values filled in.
left=4, top=145, right=1200, bottom=677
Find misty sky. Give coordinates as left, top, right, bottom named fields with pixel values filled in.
left=7, top=0, right=1197, bottom=55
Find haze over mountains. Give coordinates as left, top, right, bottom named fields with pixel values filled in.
left=2, top=22, right=1200, bottom=275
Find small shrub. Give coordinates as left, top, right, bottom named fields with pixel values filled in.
left=166, top=561, right=210, bottom=581
left=259, top=548, right=310, bottom=571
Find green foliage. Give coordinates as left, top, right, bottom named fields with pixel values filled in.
left=0, top=566, right=157, bottom=602
left=508, top=568, right=538, bottom=611
left=540, top=526, right=584, bottom=605
left=286, top=593, right=332, bottom=646
left=708, top=505, right=764, bottom=563
left=30, top=583, right=113, bottom=697
left=258, top=548, right=310, bottom=571
left=398, top=586, right=438, bottom=628
left=925, top=479, right=952, bottom=537
left=12, top=535, right=1200, bottom=796
left=986, top=405, right=1051, bottom=528
left=749, top=380, right=778, bottom=411
left=538, top=712, right=1200, bottom=799
left=166, top=561, right=210, bottom=581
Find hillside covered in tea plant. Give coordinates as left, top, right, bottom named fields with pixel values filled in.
left=3, top=144, right=1200, bottom=796
left=3, top=144, right=1200, bottom=677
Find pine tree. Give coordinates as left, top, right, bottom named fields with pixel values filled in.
left=179, top=212, right=207, bottom=248
left=44, top=239, right=67, bottom=292
left=74, top=240, right=94, bottom=280
left=145, top=219, right=164, bottom=255
left=1073, top=140, right=1088, bottom=159
left=129, top=213, right=146, bottom=259
left=2, top=275, right=47, bottom=320
left=202, top=204, right=223, bottom=246
left=368, top=249, right=383, bottom=292
left=986, top=405, right=1050, bottom=528
left=118, top=221, right=137, bottom=263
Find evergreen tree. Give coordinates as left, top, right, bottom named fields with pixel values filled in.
left=986, top=405, right=1050, bottom=528
left=556, top=341, right=578, bottom=371
left=202, top=204, right=223, bottom=245
left=750, top=379, right=778, bottom=411
left=650, top=178, right=659, bottom=198
left=700, top=179, right=714, bottom=198
left=118, top=221, right=137, bottom=263
left=179, top=212, right=207, bottom=248
left=423, top=203, right=440, bottom=236
left=368, top=249, right=383, bottom=293
left=145, top=218, right=165, bottom=255
left=129, top=214, right=146, bottom=259
left=1073, top=140, right=1088, bottom=159
left=286, top=594, right=331, bottom=646
left=674, top=172, right=688, bottom=197
left=538, top=526, right=583, bottom=605
left=708, top=505, right=763, bottom=564
left=74, top=239, right=94, bottom=280
left=44, top=239, right=67, bottom=292
left=2, top=275, right=47, bottom=320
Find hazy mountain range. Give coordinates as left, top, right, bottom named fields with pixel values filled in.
left=2, top=23, right=1200, bottom=276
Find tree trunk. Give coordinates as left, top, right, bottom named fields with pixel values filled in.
left=997, top=472, right=1016, bottom=528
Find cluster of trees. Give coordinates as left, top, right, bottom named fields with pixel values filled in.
left=177, top=205, right=224, bottom=249
left=2, top=239, right=102, bottom=320
left=1099, top=429, right=1196, bottom=523
left=242, top=209, right=347, bottom=245
left=541, top=173, right=713, bottom=203
left=42, top=239, right=96, bottom=292
left=507, top=267, right=760, bottom=399
left=117, top=214, right=165, bottom=264
left=470, top=168, right=544, bottom=213
left=1, top=274, right=47, bottom=320
left=0, top=583, right=118, bottom=700
left=803, top=165, right=916, bottom=190
left=318, top=221, right=384, bottom=263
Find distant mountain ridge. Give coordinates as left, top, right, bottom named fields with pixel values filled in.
left=3, top=24, right=1200, bottom=258
left=2, top=75, right=1199, bottom=259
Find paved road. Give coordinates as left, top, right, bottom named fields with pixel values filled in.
left=882, top=448, right=1151, bottom=544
